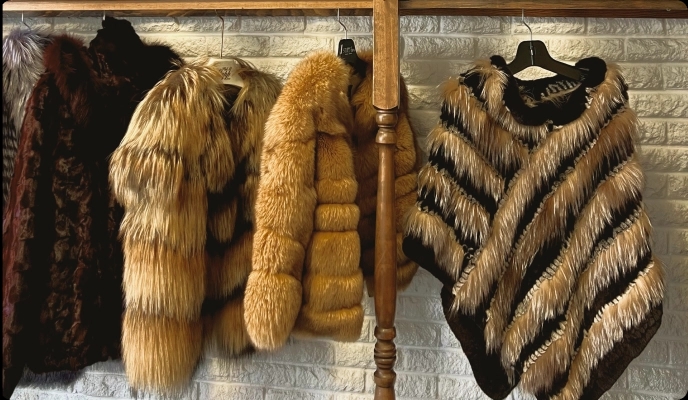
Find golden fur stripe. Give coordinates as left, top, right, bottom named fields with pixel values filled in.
left=404, top=206, right=466, bottom=283
left=484, top=109, right=638, bottom=353
left=449, top=62, right=630, bottom=317
left=499, top=156, right=645, bottom=373
left=440, top=76, right=529, bottom=173
left=427, top=124, right=504, bottom=203
left=518, top=210, right=654, bottom=394
left=418, top=162, right=491, bottom=242
left=551, top=258, right=664, bottom=400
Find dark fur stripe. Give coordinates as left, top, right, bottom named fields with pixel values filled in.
left=428, top=147, right=499, bottom=216
left=418, top=186, right=481, bottom=251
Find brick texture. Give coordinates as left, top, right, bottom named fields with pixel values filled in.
left=5, top=14, right=688, bottom=400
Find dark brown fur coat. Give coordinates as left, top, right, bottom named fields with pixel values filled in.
left=2, top=17, right=181, bottom=399
left=109, top=58, right=281, bottom=394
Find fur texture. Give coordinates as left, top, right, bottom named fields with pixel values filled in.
left=2, top=17, right=181, bottom=400
left=403, top=56, right=664, bottom=400
left=2, top=29, right=51, bottom=213
left=244, top=51, right=421, bottom=351
left=110, top=57, right=280, bottom=394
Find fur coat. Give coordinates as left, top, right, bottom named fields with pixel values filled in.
left=109, top=58, right=281, bottom=394
left=402, top=56, right=665, bottom=400
left=244, top=51, right=421, bottom=351
left=2, top=29, right=52, bottom=213
left=2, top=17, right=181, bottom=399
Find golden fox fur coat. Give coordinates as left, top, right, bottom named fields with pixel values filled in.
left=403, top=56, right=664, bottom=400
left=244, top=51, right=421, bottom=351
left=109, top=58, right=281, bottom=394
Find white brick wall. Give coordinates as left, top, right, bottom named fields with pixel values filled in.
left=2, top=14, right=687, bottom=400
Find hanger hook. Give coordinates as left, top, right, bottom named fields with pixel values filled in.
left=521, top=9, right=533, bottom=42
left=216, top=10, right=225, bottom=58
left=521, top=9, right=534, bottom=66
left=337, top=9, right=348, bottom=40
left=21, top=12, right=31, bottom=29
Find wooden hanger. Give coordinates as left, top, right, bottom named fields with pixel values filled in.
left=507, top=10, right=584, bottom=81
left=337, top=9, right=367, bottom=79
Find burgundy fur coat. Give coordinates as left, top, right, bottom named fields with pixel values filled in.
left=2, top=17, right=181, bottom=398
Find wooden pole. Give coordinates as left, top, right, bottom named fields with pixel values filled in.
left=372, top=0, right=399, bottom=399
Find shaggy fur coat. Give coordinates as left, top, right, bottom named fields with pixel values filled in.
left=2, top=18, right=181, bottom=399
left=403, top=56, right=664, bottom=400
left=244, top=51, right=421, bottom=351
left=2, top=29, right=52, bottom=213
left=109, top=58, right=281, bottom=394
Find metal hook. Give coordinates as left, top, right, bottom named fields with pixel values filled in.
left=102, top=11, right=106, bottom=21
left=337, top=9, right=348, bottom=40
left=521, top=9, right=534, bottom=66
left=21, top=12, right=31, bottom=30
left=216, top=10, right=225, bottom=58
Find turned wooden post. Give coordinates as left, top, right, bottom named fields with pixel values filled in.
left=373, top=109, right=399, bottom=400
left=372, top=0, right=399, bottom=399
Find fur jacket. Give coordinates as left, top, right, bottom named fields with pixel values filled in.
left=109, top=58, right=281, bottom=394
left=2, top=29, right=52, bottom=213
left=244, top=51, right=421, bottom=351
left=2, top=18, right=181, bottom=399
left=403, top=56, right=665, bottom=400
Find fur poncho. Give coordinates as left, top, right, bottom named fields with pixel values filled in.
left=2, top=29, right=52, bottom=212
left=244, top=51, right=421, bottom=351
left=2, top=17, right=181, bottom=399
left=403, top=56, right=664, bottom=400
left=109, top=58, right=281, bottom=394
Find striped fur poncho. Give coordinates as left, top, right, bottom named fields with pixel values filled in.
left=403, top=56, right=664, bottom=400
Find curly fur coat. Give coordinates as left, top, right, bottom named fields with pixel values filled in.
left=403, top=56, right=664, bottom=400
left=243, top=51, right=421, bottom=351
left=2, top=18, right=181, bottom=399
left=109, top=58, right=281, bottom=394
left=2, top=29, right=52, bottom=213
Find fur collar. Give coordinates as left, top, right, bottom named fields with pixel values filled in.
left=443, top=56, right=625, bottom=150
left=42, top=17, right=181, bottom=124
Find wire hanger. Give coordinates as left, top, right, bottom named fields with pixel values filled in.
left=507, top=10, right=584, bottom=81
left=21, top=12, right=31, bottom=30
left=211, top=11, right=244, bottom=87
left=337, top=9, right=366, bottom=78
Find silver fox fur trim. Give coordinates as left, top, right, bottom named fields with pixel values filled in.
left=2, top=28, right=52, bottom=211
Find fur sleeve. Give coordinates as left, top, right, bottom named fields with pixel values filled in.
left=109, top=59, right=233, bottom=394
left=242, top=83, right=319, bottom=351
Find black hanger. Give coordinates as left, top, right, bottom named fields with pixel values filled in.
left=507, top=11, right=584, bottom=81
left=337, top=10, right=367, bottom=79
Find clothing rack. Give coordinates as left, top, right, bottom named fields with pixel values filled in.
left=3, top=1, right=687, bottom=399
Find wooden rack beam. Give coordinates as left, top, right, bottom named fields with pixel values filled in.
left=4, top=0, right=687, bottom=17
left=1, top=1, right=373, bottom=16
left=400, top=0, right=688, bottom=18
